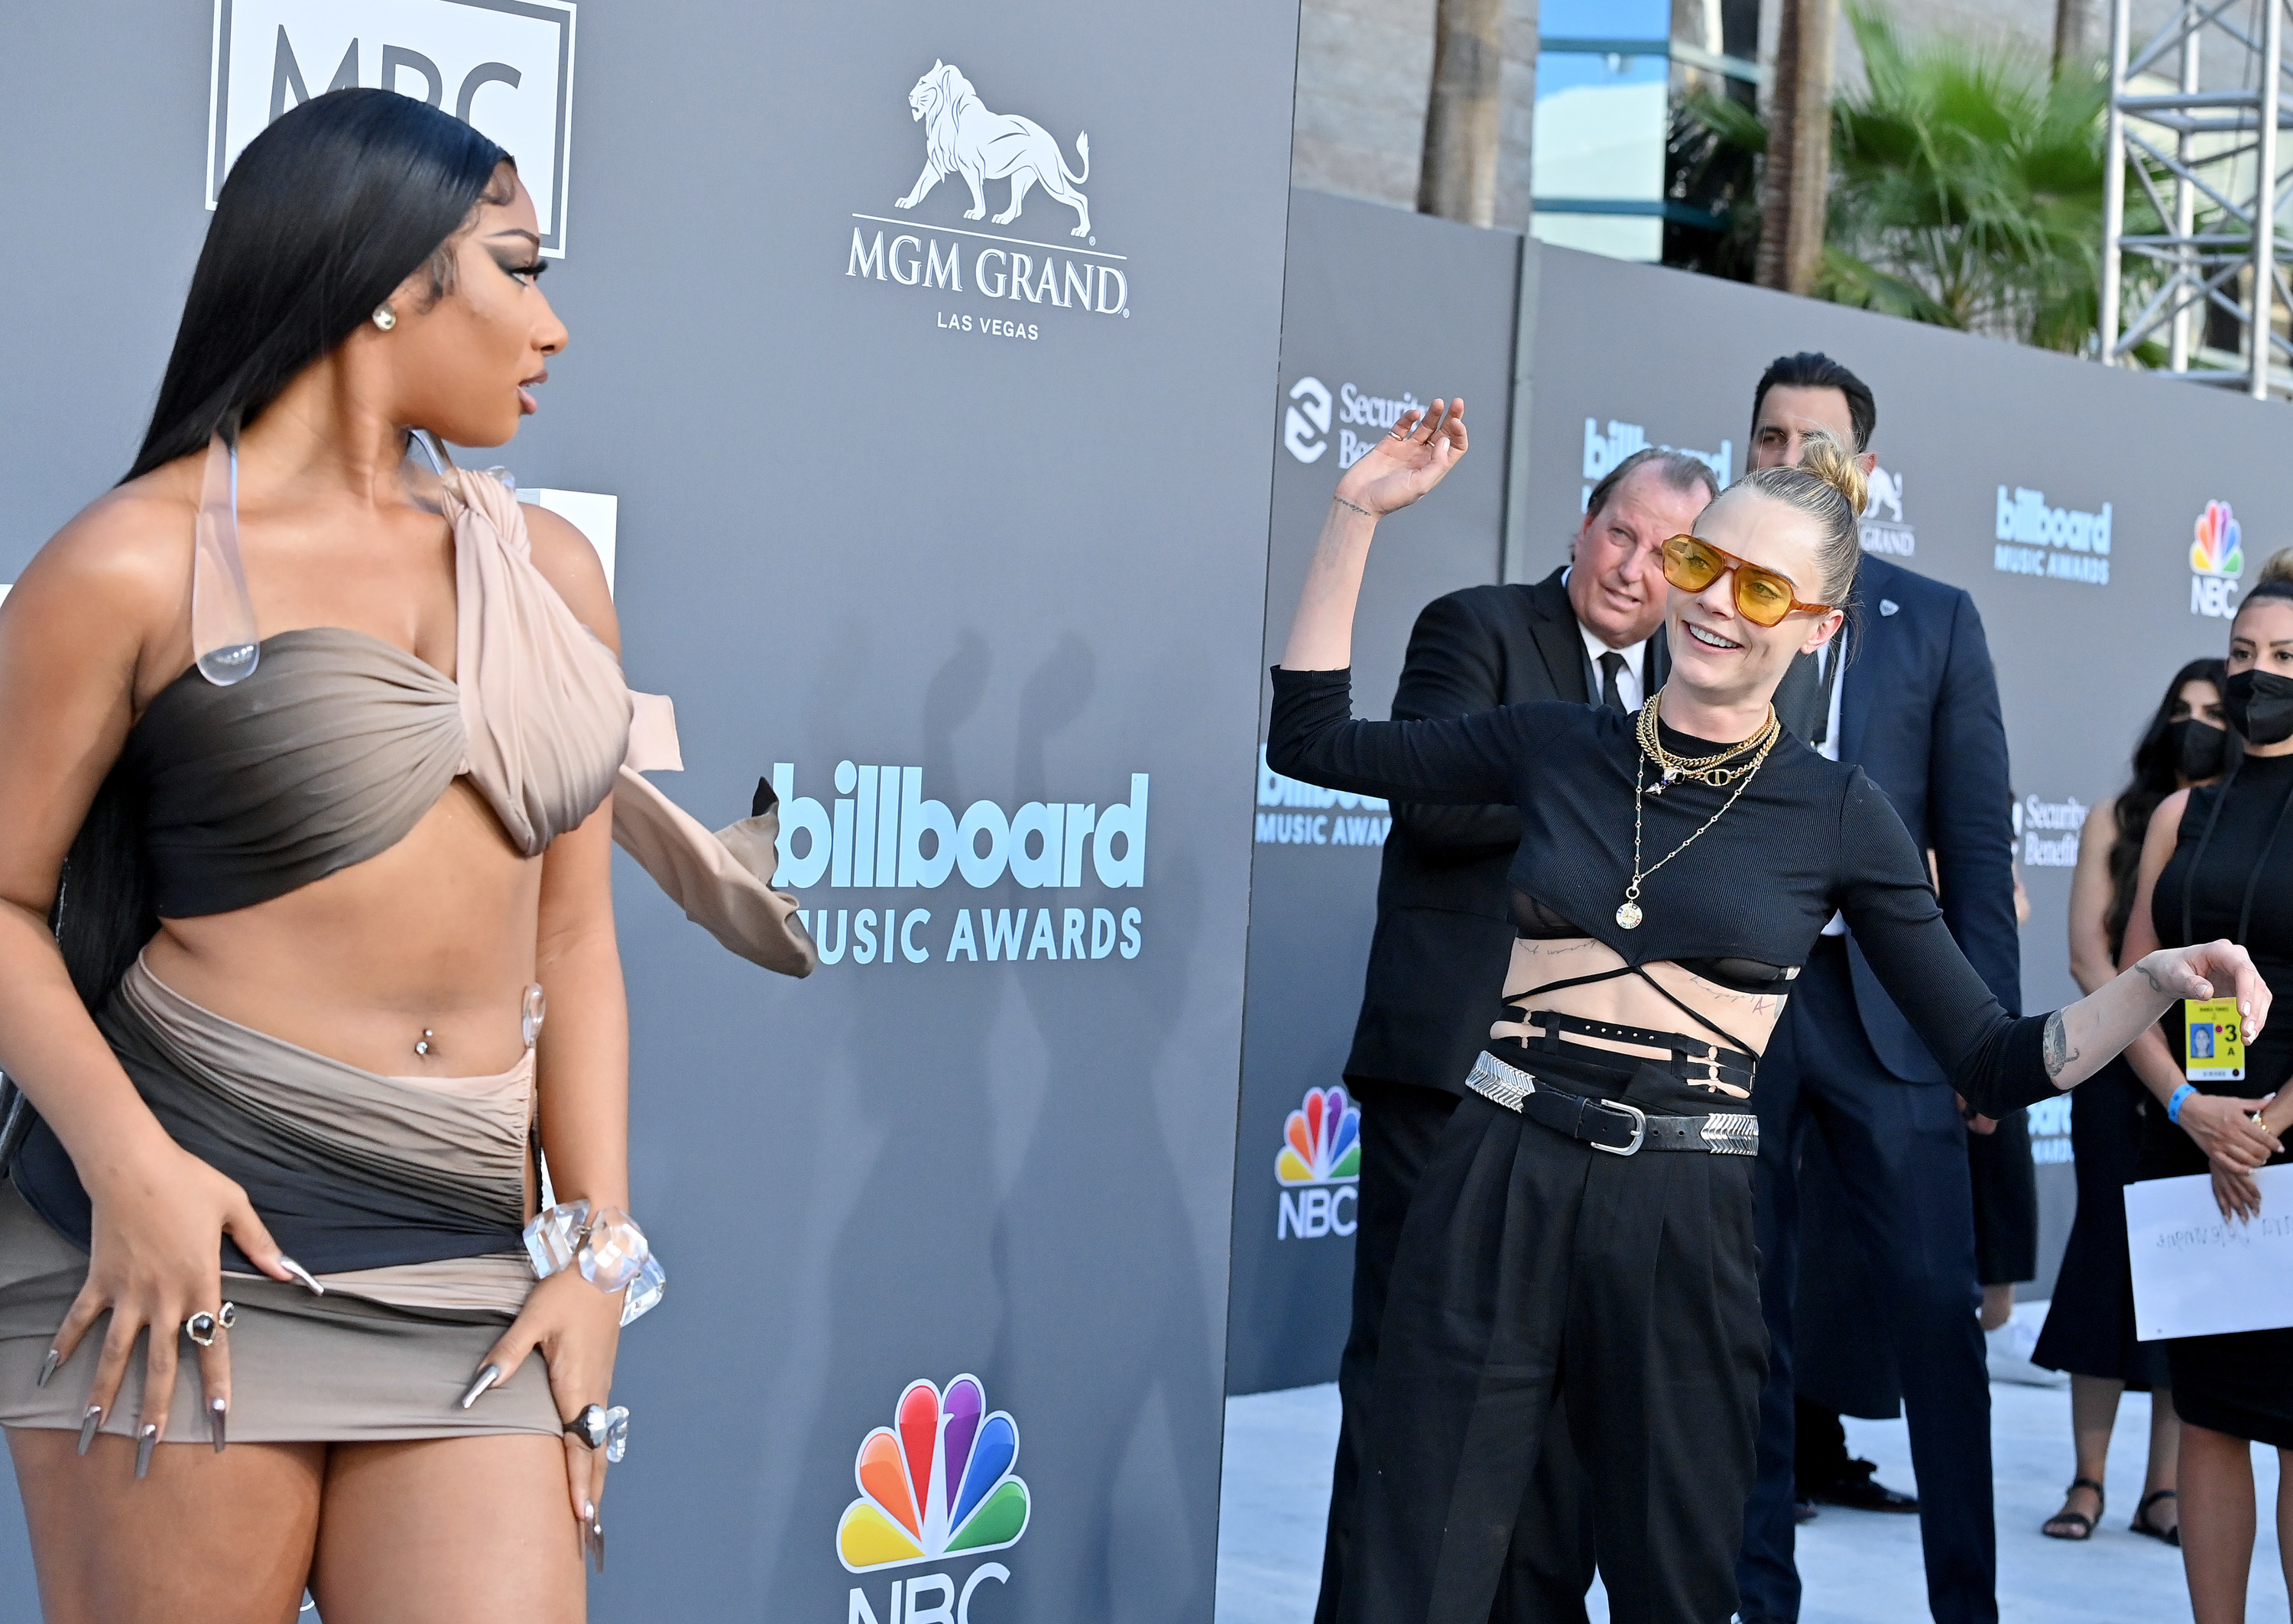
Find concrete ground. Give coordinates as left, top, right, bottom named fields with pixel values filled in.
left=1215, top=1379, right=2293, bottom=1624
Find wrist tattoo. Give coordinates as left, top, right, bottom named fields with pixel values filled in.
left=2140, top=962, right=2167, bottom=995
left=2042, top=1010, right=2079, bottom=1081
left=1333, top=496, right=1374, bottom=519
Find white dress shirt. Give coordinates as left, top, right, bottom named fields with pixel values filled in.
left=1577, top=618, right=1649, bottom=713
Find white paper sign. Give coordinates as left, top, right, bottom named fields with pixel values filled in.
left=2126, top=1166, right=2293, bottom=1340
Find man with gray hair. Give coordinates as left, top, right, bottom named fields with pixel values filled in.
left=1314, top=446, right=1719, bottom=1623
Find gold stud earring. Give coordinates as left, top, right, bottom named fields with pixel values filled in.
left=372, top=304, right=397, bottom=332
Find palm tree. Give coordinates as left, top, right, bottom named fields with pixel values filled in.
left=1687, top=1, right=2145, bottom=354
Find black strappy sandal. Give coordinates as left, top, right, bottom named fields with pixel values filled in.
left=2130, top=1487, right=2181, bottom=1546
left=2042, top=1477, right=2105, bottom=1541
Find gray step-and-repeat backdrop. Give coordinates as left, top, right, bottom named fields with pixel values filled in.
left=0, top=2, right=1297, bottom=1619
left=1234, top=224, right=2285, bottom=1387
left=1225, top=192, right=1520, bottom=1397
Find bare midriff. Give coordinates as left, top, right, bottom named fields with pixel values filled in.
left=1489, top=935, right=1792, bottom=1099
left=141, top=776, right=545, bottom=1081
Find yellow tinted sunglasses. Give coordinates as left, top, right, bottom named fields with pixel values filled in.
left=1661, top=534, right=1834, bottom=628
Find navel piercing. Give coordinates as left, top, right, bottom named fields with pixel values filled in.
left=414, top=1029, right=436, bottom=1058
left=372, top=303, right=398, bottom=331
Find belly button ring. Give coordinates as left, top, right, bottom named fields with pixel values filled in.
left=414, top=1029, right=436, bottom=1058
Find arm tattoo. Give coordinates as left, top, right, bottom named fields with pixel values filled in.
left=2042, top=1011, right=2079, bottom=1081
left=1333, top=496, right=1374, bottom=519
left=2139, top=963, right=2166, bottom=995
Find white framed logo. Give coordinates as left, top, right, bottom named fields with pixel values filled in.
left=207, top=0, right=578, bottom=256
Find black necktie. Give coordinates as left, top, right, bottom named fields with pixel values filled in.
left=1598, top=651, right=1629, bottom=714
left=1774, top=648, right=1837, bottom=746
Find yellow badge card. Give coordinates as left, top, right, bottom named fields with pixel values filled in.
left=2184, top=997, right=2246, bottom=1082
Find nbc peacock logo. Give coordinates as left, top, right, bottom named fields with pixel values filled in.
left=2192, top=500, right=2246, bottom=618
left=838, top=1375, right=1030, bottom=1573
left=1276, top=1086, right=1361, bottom=1240
left=1276, top=1086, right=1361, bottom=1185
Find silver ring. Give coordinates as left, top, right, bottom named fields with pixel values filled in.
left=183, top=1303, right=235, bottom=1348
left=566, top=1402, right=611, bottom=1451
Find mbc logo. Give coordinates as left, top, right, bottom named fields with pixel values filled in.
left=209, top=0, right=578, bottom=254
left=771, top=764, right=1147, bottom=893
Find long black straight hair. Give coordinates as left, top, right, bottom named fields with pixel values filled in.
left=124, top=88, right=508, bottom=481
left=54, top=91, right=510, bottom=1017
left=2103, top=656, right=2236, bottom=958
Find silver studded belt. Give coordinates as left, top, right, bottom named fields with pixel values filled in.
left=1465, top=1051, right=1759, bottom=1157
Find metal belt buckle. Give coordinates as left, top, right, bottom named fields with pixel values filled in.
left=1589, top=1099, right=1647, bottom=1156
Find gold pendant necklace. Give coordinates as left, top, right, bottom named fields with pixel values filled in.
left=1618, top=692, right=1781, bottom=929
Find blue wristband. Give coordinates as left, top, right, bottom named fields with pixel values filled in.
left=2168, top=1082, right=2198, bottom=1124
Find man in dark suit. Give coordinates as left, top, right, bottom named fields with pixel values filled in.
left=1313, top=446, right=1718, bottom=1624
left=1732, top=354, right=2021, bottom=1624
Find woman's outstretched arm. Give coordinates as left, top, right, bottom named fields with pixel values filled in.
left=1279, top=400, right=1468, bottom=673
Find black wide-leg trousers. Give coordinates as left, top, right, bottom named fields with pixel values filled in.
left=1316, top=1079, right=1595, bottom=1624
left=1338, top=1061, right=1768, bottom=1624
left=1735, top=942, right=1993, bottom=1624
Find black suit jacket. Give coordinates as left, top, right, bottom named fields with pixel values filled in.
left=1344, top=567, right=1668, bottom=1095
left=1829, top=554, right=2022, bottom=1078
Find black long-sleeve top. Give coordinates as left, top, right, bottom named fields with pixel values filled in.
left=1268, top=666, right=2058, bottom=1117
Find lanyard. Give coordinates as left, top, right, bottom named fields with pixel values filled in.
left=2180, top=758, right=2293, bottom=950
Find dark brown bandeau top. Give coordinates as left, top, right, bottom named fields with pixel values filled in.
left=70, top=463, right=816, bottom=974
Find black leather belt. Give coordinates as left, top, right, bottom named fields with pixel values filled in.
left=1465, top=1052, right=1757, bottom=1156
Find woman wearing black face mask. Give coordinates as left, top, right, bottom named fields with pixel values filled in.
left=2036, top=659, right=2232, bottom=1544
left=2123, top=582, right=2293, bottom=1619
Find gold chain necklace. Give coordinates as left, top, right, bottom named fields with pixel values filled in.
left=1617, top=692, right=1782, bottom=929
left=1635, top=689, right=1779, bottom=793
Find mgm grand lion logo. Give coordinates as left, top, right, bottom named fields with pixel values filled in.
left=895, top=60, right=1091, bottom=238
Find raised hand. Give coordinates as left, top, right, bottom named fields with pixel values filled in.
left=1333, top=398, right=1469, bottom=518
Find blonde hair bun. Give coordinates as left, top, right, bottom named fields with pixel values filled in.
left=1797, top=430, right=1867, bottom=517
left=2259, top=545, right=2293, bottom=588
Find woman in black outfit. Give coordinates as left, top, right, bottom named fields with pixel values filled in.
left=1268, top=400, right=2268, bottom=1624
left=2122, top=583, right=2293, bottom=1622
left=2036, top=659, right=2232, bottom=1544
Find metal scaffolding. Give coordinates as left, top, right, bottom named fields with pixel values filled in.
left=2099, top=0, right=2293, bottom=397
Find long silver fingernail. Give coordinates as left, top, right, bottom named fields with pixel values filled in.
left=458, top=1363, right=501, bottom=1410
left=210, top=1397, right=228, bottom=1454
left=277, top=1257, right=325, bottom=1296
left=36, top=1349, right=60, bottom=1389
left=134, top=1422, right=157, bottom=1480
left=76, top=1405, right=102, bottom=1456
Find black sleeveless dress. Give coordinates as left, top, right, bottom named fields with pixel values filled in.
left=2136, top=750, right=2293, bottom=1444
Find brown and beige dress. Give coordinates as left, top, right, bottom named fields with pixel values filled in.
left=0, top=465, right=811, bottom=1443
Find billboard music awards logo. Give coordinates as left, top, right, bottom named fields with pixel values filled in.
left=1580, top=419, right=1732, bottom=511
left=839, top=1376, right=1026, bottom=1622
left=845, top=59, right=1129, bottom=341
left=1276, top=1086, right=1361, bottom=1240
left=2191, top=500, right=2246, bottom=618
left=1859, top=465, right=1915, bottom=557
left=771, top=763, right=1147, bottom=967
left=1283, top=377, right=1435, bottom=469
left=207, top=0, right=578, bottom=254
left=1992, top=485, right=2112, bottom=585
left=1255, top=747, right=1390, bottom=848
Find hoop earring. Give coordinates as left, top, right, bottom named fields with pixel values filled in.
left=372, top=304, right=398, bottom=332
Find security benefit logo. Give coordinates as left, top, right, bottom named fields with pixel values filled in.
left=2016, top=792, right=2089, bottom=868
left=1276, top=1087, right=1361, bottom=1240
left=772, top=763, right=1146, bottom=967
left=2191, top=500, right=2246, bottom=619
left=1257, top=747, right=1389, bottom=849
left=1993, top=485, right=2111, bottom=585
left=207, top=0, right=577, bottom=254
left=1859, top=465, right=1915, bottom=557
left=839, top=1376, right=1026, bottom=1623
left=845, top=59, right=1127, bottom=341
left=1283, top=378, right=1435, bottom=469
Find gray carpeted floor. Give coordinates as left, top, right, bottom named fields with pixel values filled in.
left=1215, top=1378, right=2292, bottom=1624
